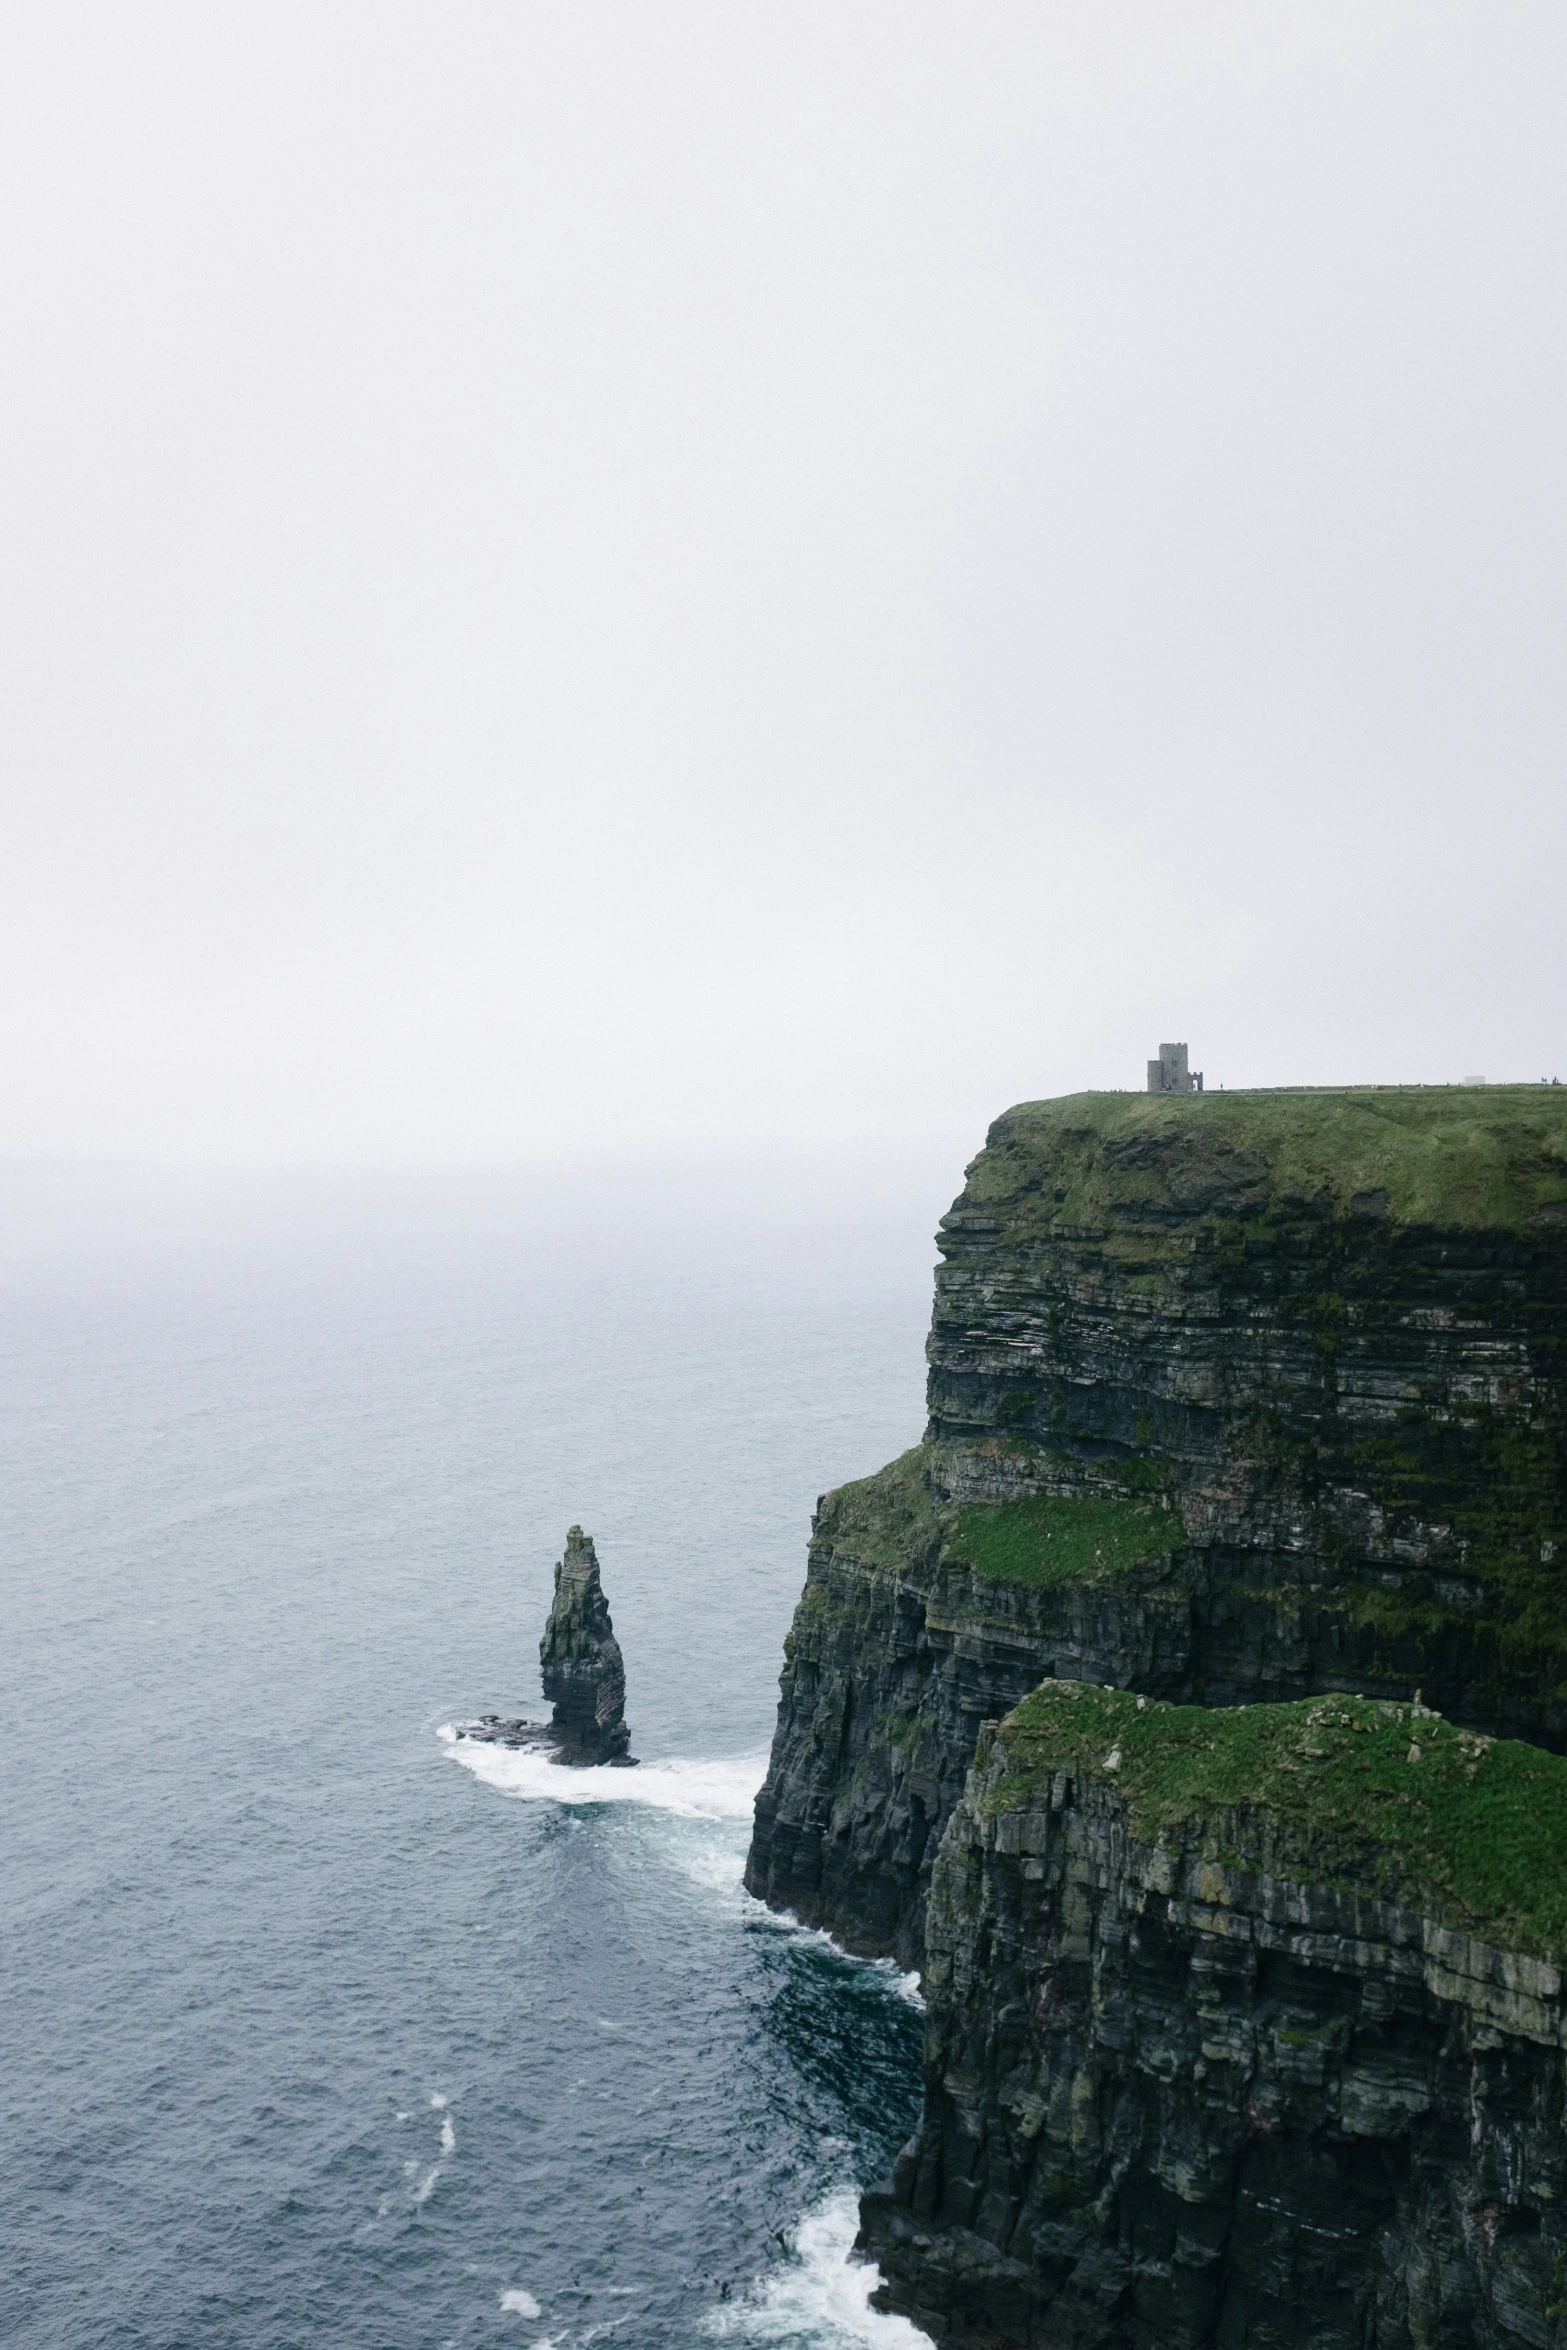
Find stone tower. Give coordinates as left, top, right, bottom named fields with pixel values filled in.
left=1146, top=1041, right=1203, bottom=1094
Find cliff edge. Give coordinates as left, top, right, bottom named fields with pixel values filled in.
left=743, top=1085, right=1567, bottom=2344
left=746, top=1086, right=1567, bottom=1964
left=862, top=1682, right=1567, bottom=2347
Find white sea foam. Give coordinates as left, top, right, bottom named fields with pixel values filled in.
left=407, top=2092, right=456, bottom=2201
left=675, top=1836, right=751, bottom=1895
left=499, top=2288, right=541, bottom=2318
left=705, top=2191, right=928, bottom=2347
left=439, top=1728, right=923, bottom=2015
left=741, top=1899, right=925, bottom=2008
left=438, top=1728, right=766, bottom=1821
left=877, top=1962, right=924, bottom=2011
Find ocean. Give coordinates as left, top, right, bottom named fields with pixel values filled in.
left=1, top=1190, right=940, bottom=2349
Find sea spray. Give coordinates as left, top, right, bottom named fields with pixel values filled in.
left=439, top=1729, right=766, bottom=1821
left=705, top=2192, right=927, bottom=2349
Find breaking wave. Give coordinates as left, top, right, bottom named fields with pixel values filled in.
left=705, top=2191, right=928, bottom=2347
left=438, top=1727, right=766, bottom=1820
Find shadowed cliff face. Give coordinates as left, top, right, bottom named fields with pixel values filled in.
left=742, top=1453, right=1193, bottom=1967
left=540, top=1526, right=631, bottom=1763
left=745, top=1090, right=1567, bottom=1964
left=745, top=1090, right=1567, bottom=2347
left=861, top=1686, right=1567, bottom=2350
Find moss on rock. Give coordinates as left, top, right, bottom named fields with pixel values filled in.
left=812, top=1442, right=948, bottom=1568
left=985, top=1679, right=1567, bottom=1958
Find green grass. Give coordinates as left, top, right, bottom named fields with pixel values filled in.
left=958, top=1086, right=1567, bottom=1236
left=813, top=1443, right=947, bottom=1567
left=811, top=1448, right=1187, bottom=1595
left=984, top=1680, right=1567, bottom=1958
left=942, top=1493, right=1179, bottom=1589
left=1333, top=1579, right=1473, bottom=1641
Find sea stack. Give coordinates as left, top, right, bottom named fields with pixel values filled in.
left=539, top=1526, right=633, bottom=1764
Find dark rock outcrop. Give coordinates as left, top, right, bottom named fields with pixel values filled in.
left=924, top=1090, right=1567, bottom=1757
left=860, top=1683, right=1567, bottom=2350
left=539, top=1525, right=632, bottom=1763
left=743, top=1447, right=1195, bottom=1968
left=457, top=1525, right=634, bottom=1765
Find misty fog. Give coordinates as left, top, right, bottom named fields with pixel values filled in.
left=2, top=2, right=1562, bottom=1185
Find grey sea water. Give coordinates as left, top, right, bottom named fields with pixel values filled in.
left=1, top=1196, right=937, bottom=2350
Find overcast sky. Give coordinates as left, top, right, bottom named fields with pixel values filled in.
left=1, top=1, right=1562, bottom=1172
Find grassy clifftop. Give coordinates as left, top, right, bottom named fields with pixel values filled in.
left=960, top=1086, right=1567, bottom=1235
left=983, top=1680, right=1567, bottom=1959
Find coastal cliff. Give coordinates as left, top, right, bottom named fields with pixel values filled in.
left=861, top=1681, right=1567, bottom=2347
left=746, top=1088, right=1567, bottom=1963
left=743, top=1085, right=1567, bottom=2341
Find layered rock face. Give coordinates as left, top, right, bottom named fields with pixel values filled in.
left=861, top=1683, right=1567, bottom=2350
left=744, top=1087, right=1567, bottom=2345
left=743, top=1450, right=1193, bottom=1965
left=539, top=1526, right=631, bottom=1763
left=927, top=1089, right=1567, bottom=1741
left=745, top=1089, right=1567, bottom=1964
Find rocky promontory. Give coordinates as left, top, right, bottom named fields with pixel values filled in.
left=742, top=1085, right=1567, bottom=2343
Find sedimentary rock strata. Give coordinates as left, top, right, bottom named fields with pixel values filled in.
left=539, top=1524, right=632, bottom=1763
left=861, top=1683, right=1567, bottom=2349
left=744, top=1086, right=1567, bottom=2344
left=747, top=1088, right=1567, bottom=1961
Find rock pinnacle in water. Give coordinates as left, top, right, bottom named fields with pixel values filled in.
left=539, top=1526, right=632, bottom=1764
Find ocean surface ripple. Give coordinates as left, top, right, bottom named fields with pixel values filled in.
left=1, top=1215, right=932, bottom=2349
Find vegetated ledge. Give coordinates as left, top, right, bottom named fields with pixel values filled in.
left=809, top=1442, right=949, bottom=1571
left=928, top=1084, right=1567, bottom=1738
left=752, top=1079, right=1567, bottom=1974
left=859, top=1681, right=1567, bottom=2350
left=745, top=1446, right=1196, bottom=1966
left=985, top=1679, right=1567, bottom=1962
left=814, top=1442, right=1186, bottom=1590
left=944, top=1491, right=1182, bottom=1591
